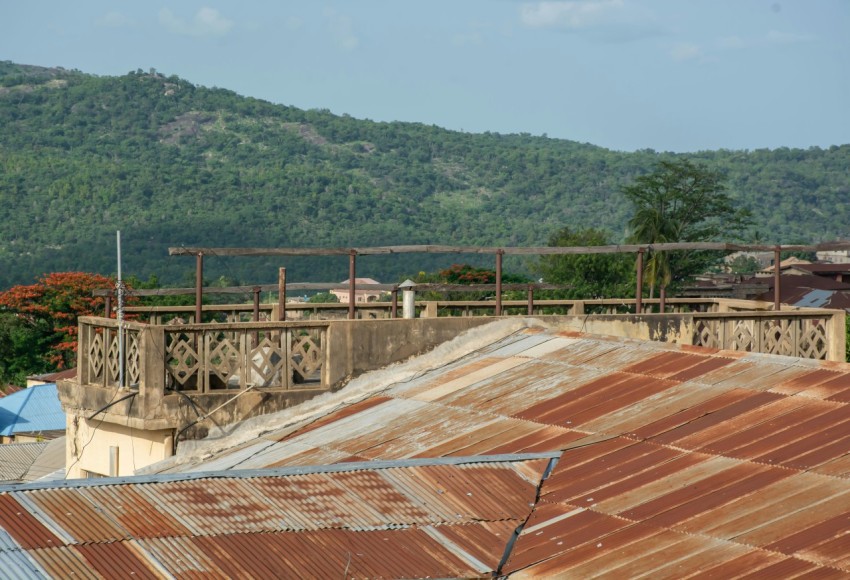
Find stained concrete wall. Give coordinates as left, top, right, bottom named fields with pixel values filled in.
left=65, top=416, right=173, bottom=478
left=323, top=317, right=495, bottom=388
left=545, top=314, right=694, bottom=345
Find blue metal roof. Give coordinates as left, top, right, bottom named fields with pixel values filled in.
left=795, top=289, right=834, bottom=308
left=0, top=384, right=65, bottom=437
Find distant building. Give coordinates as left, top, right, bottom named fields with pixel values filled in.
left=26, top=368, right=76, bottom=388
left=756, top=256, right=812, bottom=277
left=0, top=383, right=66, bottom=444
left=817, top=248, right=850, bottom=264
left=330, top=277, right=384, bottom=303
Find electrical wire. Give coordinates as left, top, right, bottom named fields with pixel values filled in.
left=65, top=387, right=135, bottom=479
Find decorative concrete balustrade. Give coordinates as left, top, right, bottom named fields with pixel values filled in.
left=84, top=298, right=846, bottom=398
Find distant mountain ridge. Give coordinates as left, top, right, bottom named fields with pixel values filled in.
left=1, top=61, right=848, bottom=289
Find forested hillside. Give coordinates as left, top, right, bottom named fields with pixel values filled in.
left=1, top=61, right=848, bottom=289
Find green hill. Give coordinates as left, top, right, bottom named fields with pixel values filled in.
left=1, top=61, right=848, bottom=289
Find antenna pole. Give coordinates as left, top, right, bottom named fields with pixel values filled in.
left=117, top=231, right=125, bottom=388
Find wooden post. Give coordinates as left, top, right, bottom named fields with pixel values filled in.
left=104, top=294, right=112, bottom=318
left=495, top=249, right=503, bottom=316
left=348, top=251, right=356, bottom=320
left=195, top=252, right=203, bottom=323
left=252, top=286, right=261, bottom=346
left=774, top=246, right=781, bottom=311
left=391, top=286, right=398, bottom=318
left=527, top=284, right=534, bottom=316
left=278, top=268, right=287, bottom=322
left=635, top=248, right=645, bottom=314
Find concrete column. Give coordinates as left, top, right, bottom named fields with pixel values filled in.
left=400, top=280, right=416, bottom=319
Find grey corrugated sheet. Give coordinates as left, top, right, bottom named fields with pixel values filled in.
left=0, top=549, right=46, bottom=579
left=22, top=437, right=65, bottom=483
left=0, top=443, right=48, bottom=483
left=0, top=528, right=21, bottom=552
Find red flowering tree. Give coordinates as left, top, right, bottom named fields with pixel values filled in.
left=0, top=272, right=115, bottom=369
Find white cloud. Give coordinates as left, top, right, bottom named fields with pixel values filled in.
left=286, top=16, right=304, bottom=31
left=323, top=8, right=359, bottom=52
left=716, top=30, right=811, bottom=50
left=453, top=31, right=484, bottom=47
left=519, top=0, right=663, bottom=42
left=670, top=43, right=703, bottom=62
left=97, top=11, right=133, bottom=28
left=765, top=29, right=811, bottom=45
left=159, top=7, right=233, bottom=37
left=520, top=0, right=621, bottom=29
left=717, top=36, right=746, bottom=50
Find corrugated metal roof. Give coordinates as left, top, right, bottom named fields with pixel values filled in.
left=6, top=325, right=850, bottom=576
left=0, top=438, right=66, bottom=484
left=21, top=437, right=65, bottom=483
left=0, top=384, right=66, bottom=437
left=140, top=327, right=850, bottom=576
left=796, top=289, right=835, bottom=308
left=0, top=455, right=552, bottom=578
left=0, top=443, right=48, bottom=483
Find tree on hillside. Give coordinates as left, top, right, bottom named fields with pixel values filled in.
left=535, top=227, right=634, bottom=299
left=0, top=272, right=116, bottom=371
left=623, top=159, right=751, bottom=302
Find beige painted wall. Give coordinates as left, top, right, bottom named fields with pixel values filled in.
left=66, top=415, right=173, bottom=479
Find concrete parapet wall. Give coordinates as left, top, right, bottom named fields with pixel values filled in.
left=323, top=317, right=496, bottom=388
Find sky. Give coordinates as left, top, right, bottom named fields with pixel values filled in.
left=2, top=0, right=848, bottom=152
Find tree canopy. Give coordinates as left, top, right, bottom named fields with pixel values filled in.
left=535, top=227, right=634, bottom=299
left=0, top=272, right=115, bottom=371
left=624, top=159, right=751, bottom=293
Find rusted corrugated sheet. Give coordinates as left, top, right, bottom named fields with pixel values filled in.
left=7, top=329, right=850, bottom=577
left=0, top=494, right=63, bottom=550
left=26, top=546, right=100, bottom=579
left=0, top=456, right=554, bottom=578
left=75, top=540, right=165, bottom=579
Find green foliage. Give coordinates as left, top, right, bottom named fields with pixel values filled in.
left=727, top=255, right=761, bottom=275
left=624, top=159, right=752, bottom=292
left=308, top=292, right=339, bottom=304
left=0, top=62, right=847, bottom=291
left=535, top=227, right=635, bottom=299
left=0, top=313, right=53, bottom=387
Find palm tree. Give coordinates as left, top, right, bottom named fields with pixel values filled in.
left=628, top=201, right=680, bottom=307
left=623, top=159, right=750, bottom=311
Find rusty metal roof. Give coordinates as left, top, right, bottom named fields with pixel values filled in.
left=148, top=327, right=850, bottom=576
left=0, top=454, right=555, bottom=578
left=6, top=326, right=850, bottom=576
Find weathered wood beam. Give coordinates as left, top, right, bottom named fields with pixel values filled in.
left=168, top=241, right=850, bottom=257
left=94, top=282, right=572, bottom=297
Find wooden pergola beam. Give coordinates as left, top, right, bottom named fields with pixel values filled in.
left=93, top=282, right=573, bottom=297
left=167, top=241, right=850, bottom=257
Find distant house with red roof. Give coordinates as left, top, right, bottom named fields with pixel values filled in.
left=330, top=278, right=384, bottom=304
